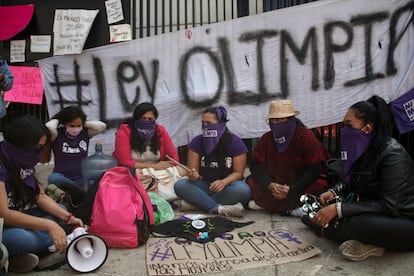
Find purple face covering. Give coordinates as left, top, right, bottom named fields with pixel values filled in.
left=215, top=106, right=228, bottom=122
left=134, top=120, right=156, bottom=145
left=340, top=125, right=373, bottom=183
left=270, top=119, right=296, bottom=153
left=1, top=141, right=42, bottom=190
left=202, top=122, right=227, bottom=155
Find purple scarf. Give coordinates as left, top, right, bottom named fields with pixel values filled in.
left=340, top=125, right=373, bottom=183
left=270, top=119, right=296, bottom=153
left=1, top=141, right=42, bottom=190
left=134, top=120, right=156, bottom=145
left=202, top=122, right=227, bottom=155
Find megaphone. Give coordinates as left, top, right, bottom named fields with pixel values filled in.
left=66, top=227, right=108, bottom=273
left=49, top=227, right=108, bottom=273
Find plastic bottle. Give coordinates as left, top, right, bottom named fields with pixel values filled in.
left=81, top=141, right=118, bottom=190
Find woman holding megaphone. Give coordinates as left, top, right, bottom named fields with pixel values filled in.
left=0, top=116, right=83, bottom=273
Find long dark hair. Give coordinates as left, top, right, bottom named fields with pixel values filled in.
left=128, top=102, right=160, bottom=154
left=0, top=116, right=50, bottom=207
left=350, top=95, right=394, bottom=154
left=52, top=106, right=87, bottom=125
left=203, top=107, right=232, bottom=178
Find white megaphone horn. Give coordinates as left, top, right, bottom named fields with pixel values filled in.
left=49, top=226, right=108, bottom=273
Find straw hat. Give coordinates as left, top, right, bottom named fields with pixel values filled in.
left=265, top=100, right=300, bottom=119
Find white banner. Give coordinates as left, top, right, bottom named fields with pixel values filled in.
left=38, top=0, right=414, bottom=152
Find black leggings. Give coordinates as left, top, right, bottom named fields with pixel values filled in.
left=323, top=214, right=414, bottom=251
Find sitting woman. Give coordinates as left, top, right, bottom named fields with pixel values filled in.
left=46, top=106, right=106, bottom=189
left=174, top=106, right=251, bottom=217
left=112, top=102, right=183, bottom=200
left=0, top=116, right=82, bottom=273
left=247, top=100, right=329, bottom=216
left=302, top=95, right=414, bottom=261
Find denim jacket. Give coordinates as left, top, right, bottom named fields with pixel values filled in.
left=0, top=57, right=14, bottom=118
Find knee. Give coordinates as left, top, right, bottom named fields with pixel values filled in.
left=174, top=179, right=190, bottom=194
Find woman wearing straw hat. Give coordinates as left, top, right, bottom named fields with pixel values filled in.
left=246, top=99, right=329, bottom=215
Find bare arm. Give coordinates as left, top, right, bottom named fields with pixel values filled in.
left=85, top=120, right=106, bottom=138
left=210, top=153, right=246, bottom=193
left=45, top=119, right=59, bottom=141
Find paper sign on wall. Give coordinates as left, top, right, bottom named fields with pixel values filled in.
left=105, top=0, right=124, bottom=24
left=109, top=24, right=131, bottom=42
left=10, top=40, right=26, bottom=63
left=30, top=35, right=51, bottom=53
left=53, top=9, right=99, bottom=56
left=4, top=66, right=44, bottom=105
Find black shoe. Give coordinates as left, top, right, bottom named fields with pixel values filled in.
left=301, top=215, right=322, bottom=237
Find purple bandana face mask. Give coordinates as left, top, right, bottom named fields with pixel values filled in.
left=202, top=122, right=227, bottom=155
left=340, top=125, right=373, bottom=183
left=65, top=126, right=83, bottom=138
left=134, top=120, right=156, bottom=145
left=1, top=141, right=42, bottom=190
left=270, top=119, right=296, bottom=153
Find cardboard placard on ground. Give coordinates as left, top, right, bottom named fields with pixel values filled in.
left=146, top=228, right=321, bottom=275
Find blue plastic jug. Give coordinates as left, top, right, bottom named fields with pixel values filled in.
left=81, top=142, right=117, bottom=189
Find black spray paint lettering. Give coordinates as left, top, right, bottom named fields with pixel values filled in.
left=49, top=2, right=413, bottom=126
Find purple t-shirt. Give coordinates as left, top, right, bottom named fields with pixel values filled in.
left=188, top=133, right=248, bottom=181
left=0, top=162, right=38, bottom=210
left=52, top=127, right=89, bottom=180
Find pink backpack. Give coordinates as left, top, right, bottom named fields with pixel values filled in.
left=89, top=166, right=154, bottom=248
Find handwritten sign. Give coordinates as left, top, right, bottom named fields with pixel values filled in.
left=10, top=40, right=26, bottom=63
left=146, top=228, right=320, bottom=275
left=4, top=66, right=44, bottom=105
left=38, top=0, right=414, bottom=149
left=109, top=24, right=131, bottom=42
left=53, top=9, right=99, bottom=55
left=0, top=4, right=34, bottom=41
left=30, top=35, right=51, bottom=53
left=105, top=0, right=124, bottom=24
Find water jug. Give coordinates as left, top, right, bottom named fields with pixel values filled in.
left=81, top=142, right=117, bottom=190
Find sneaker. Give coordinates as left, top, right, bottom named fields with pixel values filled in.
left=339, top=240, right=385, bottom=261
left=285, top=207, right=306, bottom=217
left=301, top=215, right=322, bottom=237
left=9, top=253, right=39, bottom=273
left=37, top=251, right=66, bottom=270
left=180, top=200, right=199, bottom=211
left=221, top=202, right=245, bottom=217
left=248, top=200, right=264, bottom=210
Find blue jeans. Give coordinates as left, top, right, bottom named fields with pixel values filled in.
left=174, top=178, right=251, bottom=213
left=2, top=207, right=64, bottom=257
left=48, top=172, right=84, bottom=189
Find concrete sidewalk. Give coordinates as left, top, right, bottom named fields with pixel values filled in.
left=10, top=164, right=414, bottom=275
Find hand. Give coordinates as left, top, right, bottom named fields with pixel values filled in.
left=268, top=182, right=289, bottom=199
left=47, top=221, right=69, bottom=253
left=188, top=168, right=201, bottom=181
left=154, top=161, right=174, bottom=170
left=209, top=179, right=226, bottom=193
left=311, top=204, right=337, bottom=228
left=67, top=215, right=84, bottom=227
left=319, top=190, right=335, bottom=206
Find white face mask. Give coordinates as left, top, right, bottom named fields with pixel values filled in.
left=66, top=126, right=83, bottom=137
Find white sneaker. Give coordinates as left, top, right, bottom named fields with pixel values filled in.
left=221, top=202, right=245, bottom=217
left=248, top=200, right=264, bottom=210
left=285, top=207, right=306, bottom=217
